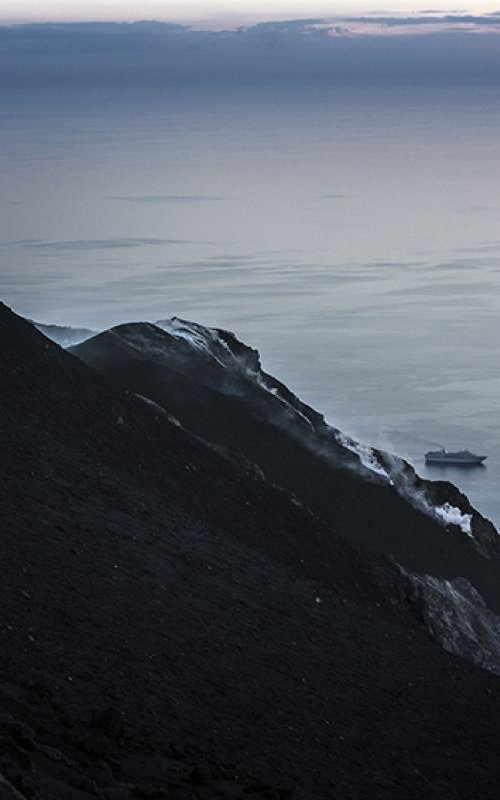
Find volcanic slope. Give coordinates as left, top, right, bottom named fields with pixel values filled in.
left=2, top=300, right=500, bottom=799
left=72, top=318, right=500, bottom=612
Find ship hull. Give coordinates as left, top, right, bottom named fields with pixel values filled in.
left=425, top=455, right=486, bottom=465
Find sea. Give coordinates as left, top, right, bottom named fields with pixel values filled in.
left=1, top=85, right=500, bottom=526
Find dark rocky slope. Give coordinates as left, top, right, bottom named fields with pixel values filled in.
left=72, top=318, right=500, bottom=609
left=2, top=301, right=500, bottom=798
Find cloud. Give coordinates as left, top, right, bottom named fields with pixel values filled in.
left=0, top=21, right=188, bottom=36
left=2, top=19, right=500, bottom=88
left=336, top=12, right=500, bottom=37
left=240, top=19, right=330, bottom=36
left=343, top=14, right=500, bottom=28
left=242, top=19, right=325, bottom=31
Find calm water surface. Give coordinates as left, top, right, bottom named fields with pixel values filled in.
left=1, top=86, right=499, bottom=525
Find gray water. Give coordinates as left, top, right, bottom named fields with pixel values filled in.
left=1, top=85, right=499, bottom=526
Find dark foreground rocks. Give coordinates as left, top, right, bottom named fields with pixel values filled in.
left=2, top=301, right=500, bottom=798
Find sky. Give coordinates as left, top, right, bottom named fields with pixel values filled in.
left=3, top=1, right=500, bottom=27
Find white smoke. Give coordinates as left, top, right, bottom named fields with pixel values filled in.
left=434, top=503, right=473, bottom=537
left=332, top=435, right=477, bottom=541
left=382, top=451, right=475, bottom=538
left=156, top=318, right=228, bottom=367
left=335, top=432, right=391, bottom=481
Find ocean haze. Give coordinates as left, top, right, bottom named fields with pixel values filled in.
left=1, top=73, right=500, bottom=525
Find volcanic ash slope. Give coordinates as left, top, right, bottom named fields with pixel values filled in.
left=1, top=301, right=500, bottom=798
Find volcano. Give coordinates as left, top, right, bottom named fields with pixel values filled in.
left=1, top=301, right=500, bottom=798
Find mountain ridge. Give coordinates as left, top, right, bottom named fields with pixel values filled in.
left=3, top=300, right=500, bottom=798
left=72, top=319, right=500, bottom=568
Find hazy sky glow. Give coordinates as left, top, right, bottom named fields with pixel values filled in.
left=3, top=1, right=500, bottom=27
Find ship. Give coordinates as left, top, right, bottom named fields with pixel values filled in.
left=424, top=448, right=487, bottom=465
